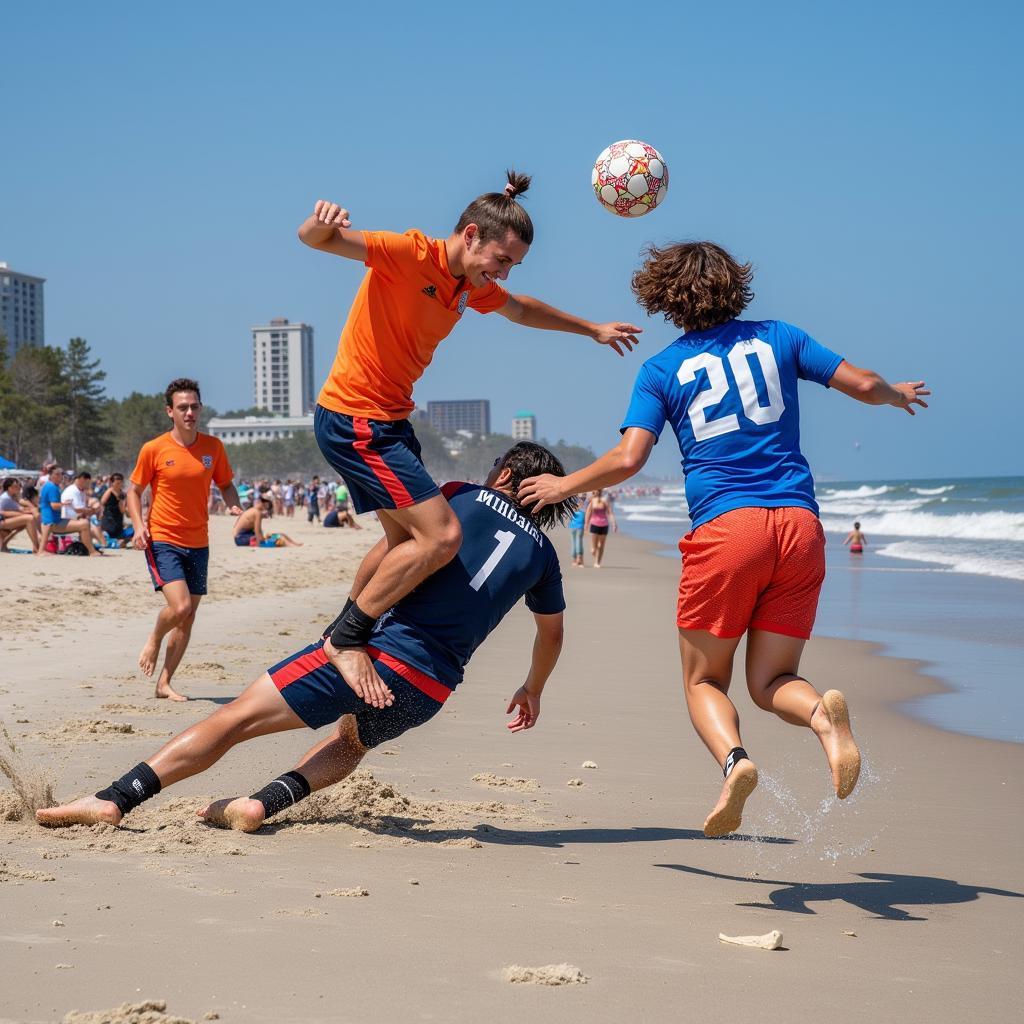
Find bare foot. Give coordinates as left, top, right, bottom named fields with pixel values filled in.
left=812, top=690, right=861, bottom=799
left=197, top=797, right=266, bottom=832
left=324, top=638, right=394, bottom=708
left=37, top=795, right=122, bottom=828
left=155, top=675, right=188, bottom=702
left=138, top=634, right=162, bottom=676
left=703, top=760, right=759, bottom=838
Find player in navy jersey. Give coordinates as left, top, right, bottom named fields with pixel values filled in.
left=37, top=442, right=576, bottom=833
left=520, top=241, right=929, bottom=837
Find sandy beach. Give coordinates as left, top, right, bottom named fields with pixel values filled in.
left=1, top=517, right=1021, bottom=1023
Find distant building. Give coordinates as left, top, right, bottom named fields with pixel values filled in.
left=0, top=262, right=45, bottom=353
left=252, top=318, right=315, bottom=417
left=512, top=410, right=536, bottom=441
left=427, top=399, right=491, bottom=437
left=207, top=414, right=314, bottom=445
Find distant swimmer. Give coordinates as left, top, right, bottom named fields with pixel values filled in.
left=844, top=521, right=867, bottom=555
left=36, top=443, right=573, bottom=834
left=127, top=379, right=243, bottom=701
left=520, top=240, right=930, bottom=837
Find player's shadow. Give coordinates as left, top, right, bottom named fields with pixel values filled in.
left=184, top=695, right=235, bottom=705
left=655, top=863, right=1024, bottom=921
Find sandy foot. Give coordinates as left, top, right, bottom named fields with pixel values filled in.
left=36, top=794, right=122, bottom=828
left=138, top=634, right=162, bottom=677
left=813, top=689, right=861, bottom=799
left=155, top=676, right=188, bottom=702
left=197, top=797, right=266, bottom=832
left=703, top=759, right=759, bottom=838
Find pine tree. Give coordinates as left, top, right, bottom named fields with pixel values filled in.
left=60, top=337, right=109, bottom=468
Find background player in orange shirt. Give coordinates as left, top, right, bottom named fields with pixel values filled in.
left=299, top=171, right=642, bottom=707
left=127, top=378, right=243, bottom=701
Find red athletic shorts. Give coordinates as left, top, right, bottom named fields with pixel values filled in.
left=677, top=506, right=826, bottom=640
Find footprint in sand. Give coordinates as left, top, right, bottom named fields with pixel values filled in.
left=472, top=773, right=540, bottom=792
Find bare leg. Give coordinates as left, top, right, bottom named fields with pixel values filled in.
left=745, top=630, right=860, bottom=798
left=199, top=715, right=368, bottom=831
left=37, top=522, right=56, bottom=555
left=139, top=580, right=192, bottom=683
left=276, top=533, right=302, bottom=547
left=37, top=674, right=306, bottom=827
left=593, top=534, right=607, bottom=568
left=679, top=629, right=760, bottom=837
left=155, top=593, right=203, bottom=701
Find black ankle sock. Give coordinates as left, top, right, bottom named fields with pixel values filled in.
left=95, top=762, right=162, bottom=816
left=250, top=770, right=311, bottom=820
left=322, top=597, right=355, bottom=640
left=329, top=601, right=377, bottom=649
left=723, top=747, right=749, bottom=778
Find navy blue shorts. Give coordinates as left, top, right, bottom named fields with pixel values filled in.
left=267, top=640, right=447, bottom=748
left=314, top=405, right=440, bottom=515
left=145, top=542, right=209, bottom=595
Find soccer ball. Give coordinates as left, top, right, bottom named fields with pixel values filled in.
left=592, top=140, right=668, bottom=217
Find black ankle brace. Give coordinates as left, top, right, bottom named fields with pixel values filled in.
left=723, top=747, right=749, bottom=778
left=250, top=770, right=311, bottom=820
left=95, top=761, right=162, bottom=816
left=329, top=601, right=377, bottom=649
left=322, top=597, right=355, bottom=640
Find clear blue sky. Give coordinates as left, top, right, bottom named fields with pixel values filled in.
left=4, top=2, right=1021, bottom=479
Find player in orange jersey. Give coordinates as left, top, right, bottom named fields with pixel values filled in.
left=298, top=170, right=642, bottom=707
left=127, top=378, right=243, bottom=701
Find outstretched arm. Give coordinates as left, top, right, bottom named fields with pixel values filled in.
left=828, top=361, right=930, bottom=415
left=297, top=200, right=368, bottom=262
left=497, top=294, right=642, bottom=357
left=506, top=612, right=564, bottom=732
left=519, top=428, right=656, bottom=513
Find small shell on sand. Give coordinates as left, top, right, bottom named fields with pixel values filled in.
left=718, top=930, right=783, bottom=950
left=581, top=761, right=598, bottom=769
left=503, top=963, right=588, bottom=985
left=567, top=778, right=583, bottom=787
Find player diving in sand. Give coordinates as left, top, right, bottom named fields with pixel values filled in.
left=519, top=241, right=929, bottom=837
left=37, top=443, right=574, bottom=833
left=299, top=171, right=640, bottom=711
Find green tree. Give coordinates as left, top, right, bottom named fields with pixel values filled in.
left=102, top=391, right=169, bottom=472
left=0, top=344, right=66, bottom=467
left=60, top=337, right=109, bottom=468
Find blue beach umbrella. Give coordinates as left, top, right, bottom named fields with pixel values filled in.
left=0, top=454, right=16, bottom=469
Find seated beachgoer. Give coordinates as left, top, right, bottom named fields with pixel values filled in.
left=37, top=466, right=102, bottom=557
left=233, top=498, right=303, bottom=548
left=0, top=477, right=41, bottom=552
left=98, top=472, right=134, bottom=547
left=36, top=442, right=573, bottom=834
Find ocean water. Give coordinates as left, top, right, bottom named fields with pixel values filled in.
left=608, top=476, right=1024, bottom=745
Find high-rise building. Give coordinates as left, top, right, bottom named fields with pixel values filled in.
left=512, top=410, right=536, bottom=440
left=252, top=318, right=315, bottom=417
left=0, top=262, right=45, bottom=353
left=427, top=399, right=491, bottom=437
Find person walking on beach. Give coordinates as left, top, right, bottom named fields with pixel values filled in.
left=844, top=521, right=867, bottom=555
left=585, top=488, right=617, bottom=568
left=306, top=475, right=321, bottom=522
left=298, top=171, right=641, bottom=702
left=519, top=241, right=930, bottom=836
left=127, top=378, right=243, bottom=701
left=36, top=442, right=574, bottom=833
left=568, top=500, right=586, bottom=567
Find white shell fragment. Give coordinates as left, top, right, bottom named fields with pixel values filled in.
left=718, top=930, right=783, bottom=950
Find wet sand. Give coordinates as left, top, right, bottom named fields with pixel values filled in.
left=1, top=516, right=1021, bottom=1023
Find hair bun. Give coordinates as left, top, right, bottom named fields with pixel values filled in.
left=504, top=169, right=532, bottom=200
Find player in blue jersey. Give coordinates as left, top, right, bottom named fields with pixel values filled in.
left=37, top=442, right=575, bottom=833
left=520, top=241, right=929, bottom=837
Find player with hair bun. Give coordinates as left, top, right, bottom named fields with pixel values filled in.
left=297, top=171, right=641, bottom=709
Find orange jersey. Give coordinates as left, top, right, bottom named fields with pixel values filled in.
left=317, top=229, right=509, bottom=420
left=131, top=432, right=233, bottom=548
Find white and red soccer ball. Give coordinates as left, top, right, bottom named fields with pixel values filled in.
left=592, top=140, right=668, bottom=217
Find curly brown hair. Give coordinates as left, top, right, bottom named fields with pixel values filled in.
left=631, top=241, right=753, bottom=332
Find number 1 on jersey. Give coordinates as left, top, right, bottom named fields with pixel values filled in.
left=469, top=530, right=516, bottom=591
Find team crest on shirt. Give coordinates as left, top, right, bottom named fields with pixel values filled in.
left=457, top=291, right=469, bottom=315
left=202, top=455, right=213, bottom=469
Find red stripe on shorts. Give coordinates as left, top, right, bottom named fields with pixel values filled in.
left=352, top=417, right=414, bottom=507
left=366, top=645, right=452, bottom=704
left=145, top=544, right=165, bottom=588
left=271, top=647, right=330, bottom=690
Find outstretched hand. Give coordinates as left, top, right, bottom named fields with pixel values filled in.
left=892, top=381, right=931, bottom=415
left=506, top=686, right=540, bottom=732
left=517, top=473, right=567, bottom=513
left=592, top=322, right=642, bottom=357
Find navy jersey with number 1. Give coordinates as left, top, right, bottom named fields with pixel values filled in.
left=369, top=481, right=565, bottom=691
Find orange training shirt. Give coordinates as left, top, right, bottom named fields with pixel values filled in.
left=317, top=229, right=510, bottom=421
left=131, top=432, right=233, bottom=548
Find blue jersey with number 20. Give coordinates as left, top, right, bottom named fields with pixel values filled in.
left=620, top=319, right=843, bottom=531
left=370, top=481, right=565, bottom=689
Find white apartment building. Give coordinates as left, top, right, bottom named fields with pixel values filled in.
left=0, top=262, right=45, bottom=352
left=512, top=411, right=536, bottom=441
left=252, top=318, right=315, bottom=417
left=207, top=414, right=314, bottom=445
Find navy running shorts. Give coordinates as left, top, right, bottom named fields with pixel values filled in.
left=313, top=405, right=440, bottom=515
left=145, top=542, right=209, bottom=595
left=267, top=639, right=448, bottom=748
